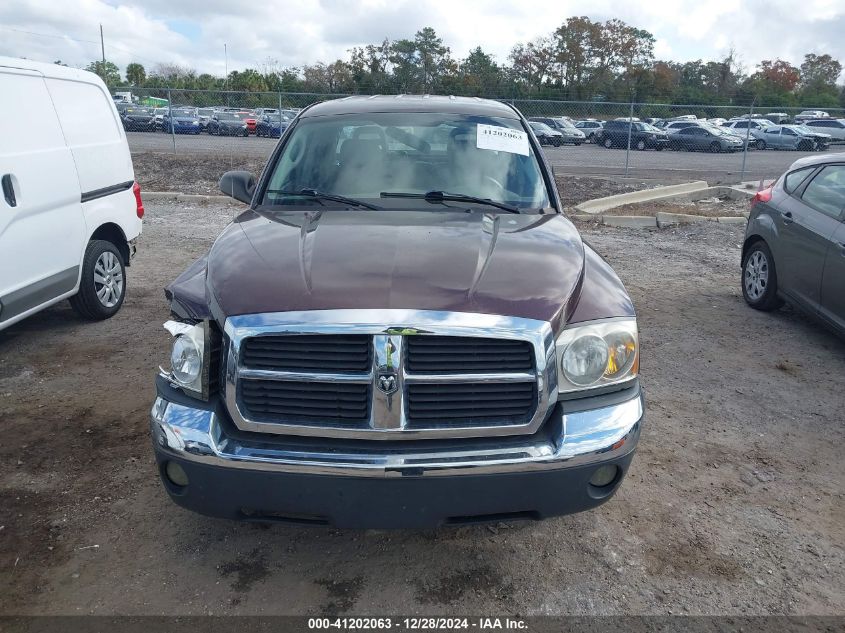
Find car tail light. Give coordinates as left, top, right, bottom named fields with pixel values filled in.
left=751, top=186, right=772, bottom=209
left=133, top=181, right=145, bottom=219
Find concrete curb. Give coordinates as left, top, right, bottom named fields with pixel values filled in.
left=656, top=212, right=711, bottom=228
left=142, top=191, right=236, bottom=204
left=602, top=215, right=657, bottom=228
left=575, top=181, right=709, bottom=214
left=717, top=216, right=748, bottom=224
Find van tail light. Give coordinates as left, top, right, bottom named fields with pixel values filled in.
left=751, top=186, right=772, bottom=210
left=133, top=181, right=145, bottom=219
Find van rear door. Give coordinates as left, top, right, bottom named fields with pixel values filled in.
left=0, top=66, right=84, bottom=327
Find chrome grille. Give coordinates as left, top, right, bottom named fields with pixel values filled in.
left=224, top=310, right=557, bottom=440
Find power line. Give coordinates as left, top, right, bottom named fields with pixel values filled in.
left=0, top=25, right=161, bottom=66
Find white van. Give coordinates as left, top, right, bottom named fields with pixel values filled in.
left=0, top=56, right=142, bottom=331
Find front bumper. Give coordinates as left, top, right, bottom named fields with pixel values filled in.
left=150, top=380, right=644, bottom=528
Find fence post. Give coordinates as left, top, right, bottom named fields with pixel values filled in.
left=739, top=101, right=754, bottom=183
left=167, top=89, right=176, bottom=156
left=624, top=100, right=634, bottom=177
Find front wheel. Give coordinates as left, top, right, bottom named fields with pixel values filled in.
left=603, top=138, right=613, bottom=149
left=709, top=141, right=722, bottom=153
left=69, top=240, right=126, bottom=320
left=635, top=139, right=646, bottom=151
left=798, top=139, right=813, bottom=151
left=742, top=241, right=783, bottom=311
left=756, top=139, right=766, bottom=150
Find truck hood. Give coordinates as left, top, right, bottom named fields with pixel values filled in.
left=176, top=209, right=587, bottom=329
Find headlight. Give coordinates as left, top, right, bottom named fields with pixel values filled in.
left=556, top=318, right=638, bottom=394
left=192, top=121, right=199, bottom=125
left=161, top=320, right=210, bottom=399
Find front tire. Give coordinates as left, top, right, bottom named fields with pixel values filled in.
left=635, top=139, right=646, bottom=151
left=69, top=240, right=126, bottom=320
left=603, top=137, right=613, bottom=149
left=742, top=241, right=783, bottom=311
left=709, top=141, right=722, bottom=153
left=756, top=139, right=766, bottom=150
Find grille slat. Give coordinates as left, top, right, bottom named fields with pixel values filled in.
left=242, top=334, right=371, bottom=372
left=239, top=380, right=370, bottom=426
left=406, top=381, right=536, bottom=427
left=406, top=336, right=533, bottom=374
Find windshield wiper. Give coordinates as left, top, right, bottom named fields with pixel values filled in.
left=267, top=188, right=381, bottom=210
left=380, top=190, right=520, bottom=214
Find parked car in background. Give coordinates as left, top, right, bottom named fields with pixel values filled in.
left=528, top=121, right=564, bottom=146
left=668, top=125, right=744, bottom=153
left=722, top=119, right=776, bottom=149
left=240, top=112, right=258, bottom=135
left=707, top=117, right=727, bottom=126
left=255, top=112, right=293, bottom=138
left=0, top=56, right=143, bottom=330
left=760, top=125, right=830, bottom=151
left=152, top=107, right=168, bottom=130
left=207, top=112, right=249, bottom=136
left=574, top=120, right=604, bottom=142
left=765, top=112, right=791, bottom=124
left=802, top=119, right=845, bottom=141
left=528, top=117, right=585, bottom=145
left=794, top=125, right=832, bottom=149
left=741, top=153, right=845, bottom=337
left=119, top=105, right=156, bottom=132
left=794, top=110, right=830, bottom=123
left=152, top=95, right=644, bottom=528
left=596, top=120, right=669, bottom=150
left=196, top=108, right=214, bottom=131
left=253, top=108, right=279, bottom=117
left=663, top=120, right=702, bottom=133
left=162, top=108, right=201, bottom=134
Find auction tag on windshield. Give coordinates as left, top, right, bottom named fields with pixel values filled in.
left=476, top=124, right=529, bottom=156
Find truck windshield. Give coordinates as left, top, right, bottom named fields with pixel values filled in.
left=260, top=113, right=551, bottom=210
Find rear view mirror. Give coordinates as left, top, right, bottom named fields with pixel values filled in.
left=219, top=171, right=255, bottom=204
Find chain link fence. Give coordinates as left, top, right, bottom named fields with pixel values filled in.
left=121, top=88, right=845, bottom=192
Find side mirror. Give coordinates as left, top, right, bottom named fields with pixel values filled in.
left=219, top=171, right=255, bottom=204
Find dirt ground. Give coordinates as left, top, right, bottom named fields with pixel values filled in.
left=1, top=200, right=843, bottom=616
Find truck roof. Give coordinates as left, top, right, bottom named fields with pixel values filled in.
left=300, top=94, right=520, bottom=119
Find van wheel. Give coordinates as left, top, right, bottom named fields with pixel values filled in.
left=70, top=240, right=126, bottom=320
left=603, top=138, right=613, bottom=149
left=635, top=139, right=646, bottom=151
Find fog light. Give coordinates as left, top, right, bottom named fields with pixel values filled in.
left=589, top=464, right=619, bottom=488
left=165, top=461, right=189, bottom=487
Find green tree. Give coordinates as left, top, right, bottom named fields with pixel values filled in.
left=125, top=62, right=146, bottom=85
left=85, top=60, right=121, bottom=86
left=458, top=47, right=502, bottom=95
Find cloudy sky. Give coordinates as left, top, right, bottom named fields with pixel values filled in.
left=1, top=0, right=844, bottom=78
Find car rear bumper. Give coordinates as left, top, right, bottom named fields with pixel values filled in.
left=150, top=379, right=644, bottom=528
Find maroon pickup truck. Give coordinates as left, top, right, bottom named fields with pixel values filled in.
left=151, top=95, right=643, bottom=528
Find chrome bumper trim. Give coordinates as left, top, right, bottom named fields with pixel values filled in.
left=150, top=390, right=643, bottom=478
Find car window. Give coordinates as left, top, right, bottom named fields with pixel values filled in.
left=261, top=112, right=551, bottom=210
left=801, top=165, right=845, bottom=219
left=783, top=166, right=816, bottom=194
left=765, top=127, right=780, bottom=134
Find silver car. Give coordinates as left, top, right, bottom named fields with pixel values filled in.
left=803, top=119, right=845, bottom=141
left=574, top=120, right=604, bottom=143
left=742, top=153, right=845, bottom=337
left=760, top=125, right=830, bottom=151
left=722, top=119, right=776, bottom=149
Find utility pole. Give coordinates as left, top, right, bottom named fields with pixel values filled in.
left=224, top=43, right=229, bottom=106
left=99, top=23, right=105, bottom=80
